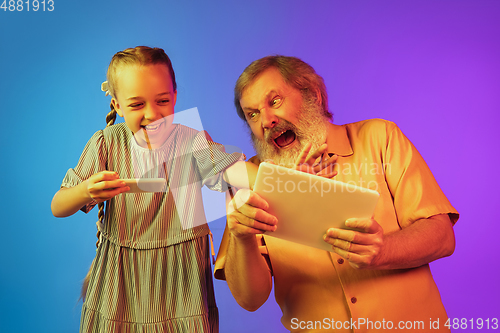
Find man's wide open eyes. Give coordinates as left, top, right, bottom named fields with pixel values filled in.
left=248, top=111, right=258, bottom=120
left=271, top=96, right=282, bottom=107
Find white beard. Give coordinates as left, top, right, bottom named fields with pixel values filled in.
left=251, top=99, right=329, bottom=167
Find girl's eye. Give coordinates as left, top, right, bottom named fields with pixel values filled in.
left=158, top=99, right=170, bottom=105
left=129, top=102, right=144, bottom=109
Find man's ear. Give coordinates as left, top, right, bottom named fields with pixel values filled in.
left=314, top=89, right=323, bottom=107
left=112, top=98, right=123, bottom=117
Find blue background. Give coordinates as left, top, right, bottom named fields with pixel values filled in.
left=0, top=0, right=499, bottom=332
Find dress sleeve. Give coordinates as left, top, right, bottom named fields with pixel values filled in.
left=383, top=122, right=459, bottom=228
left=192, top=130, right=244, bottom=192
left=60, top=130, right=107, bottom=213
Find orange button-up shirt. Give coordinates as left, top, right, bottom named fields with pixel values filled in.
left=216, top=119, right=459, bottom=332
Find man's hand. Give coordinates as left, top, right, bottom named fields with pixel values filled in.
left=324, top=218, right=384, bottom=269
left=294, top=143, right=338, bottom=178
left=323, top=214, right=455, bottom=270
left=227, top=188, right=278, bottom=239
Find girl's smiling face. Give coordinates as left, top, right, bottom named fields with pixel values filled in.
left=112, top=64, right=177, bottom=149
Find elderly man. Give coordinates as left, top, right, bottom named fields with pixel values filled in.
left=215, top=56, right=458, bottom=332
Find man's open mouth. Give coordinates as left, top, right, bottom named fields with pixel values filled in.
left=273, top=130, right=297, bottom=148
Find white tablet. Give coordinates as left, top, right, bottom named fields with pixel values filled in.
left=123, top=178, right=167, bottom=193
left=254, top=162, right=380, bottom=252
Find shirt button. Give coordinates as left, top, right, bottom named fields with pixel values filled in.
left=351, top=297, right=357, bottom=304
left=337, top=258, right=344, bottom=264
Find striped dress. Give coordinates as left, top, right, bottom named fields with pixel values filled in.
left=61, top=123, right=241, bottom=333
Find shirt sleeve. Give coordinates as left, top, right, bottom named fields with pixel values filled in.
left=60, top=130, right=107, bottom=213
left=383, top=122, right=459, bottom=228
left=192, top=130, right=244, bottom=192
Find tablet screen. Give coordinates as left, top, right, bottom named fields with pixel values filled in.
left=254, top=162, right=379, bottom=252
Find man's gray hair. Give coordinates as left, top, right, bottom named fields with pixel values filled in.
left=234, top=55, right=332, bottom=122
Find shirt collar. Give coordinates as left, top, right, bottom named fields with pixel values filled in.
left=326, top=123, right=353, bottom=157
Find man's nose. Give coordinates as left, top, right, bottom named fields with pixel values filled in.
left=261, top=108, right=279, bottom=129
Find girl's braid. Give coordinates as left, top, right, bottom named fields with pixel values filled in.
left=82, top=103, right=116, bottom=301
left=95, top=103, right=117, bottom=247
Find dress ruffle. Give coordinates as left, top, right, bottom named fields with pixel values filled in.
left=80, top=305, right=219, bottom=333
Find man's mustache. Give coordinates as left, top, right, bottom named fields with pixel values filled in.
left=262, top=118, right=300, bottom=145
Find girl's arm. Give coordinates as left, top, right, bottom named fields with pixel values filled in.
left=223, top=161, right=258, bottom=190
left=51, top=171, right=129, bottom=217
left=222, top=143, right=338, bottom=190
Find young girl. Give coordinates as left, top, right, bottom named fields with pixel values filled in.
left=51, top=46, right=334, bottom=333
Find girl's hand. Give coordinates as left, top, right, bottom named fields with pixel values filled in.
left=85, top=171, right=130, bottom=203
left=294, top=142, right=338, bottom=179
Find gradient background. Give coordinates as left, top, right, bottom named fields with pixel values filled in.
left=1, top=0, right=499, bottom=332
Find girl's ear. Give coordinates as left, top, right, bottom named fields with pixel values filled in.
left=112, top=98, right=124, bottom=117
left=173, top=90, right=177, bottom=106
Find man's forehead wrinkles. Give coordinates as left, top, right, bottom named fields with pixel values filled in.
left=242, top=88, right=281, bottom=110
left=242, top=106, right=259, bottom=112
left=241, top=93, right=265, bottom=110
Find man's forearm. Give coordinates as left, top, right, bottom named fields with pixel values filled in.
left=326, top=213, right=455, bottom=270
left=225, top=234, right=272, bottom=312
left=373, top=214, right=455, bottom=270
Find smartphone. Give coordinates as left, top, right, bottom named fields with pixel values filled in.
left=123, top=178, right=167, bottom=193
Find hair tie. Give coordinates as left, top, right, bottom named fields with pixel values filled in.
left=101, top=81, right=111, bottom=96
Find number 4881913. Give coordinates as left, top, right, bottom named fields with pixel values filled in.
left=1, top=0, right=55, bottom=11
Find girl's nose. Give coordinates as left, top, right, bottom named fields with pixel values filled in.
left=144, top=104, right=161, bottom=121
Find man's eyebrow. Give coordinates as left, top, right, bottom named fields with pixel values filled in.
left=242, top=89, right=280, bottom=111
left=242, top=106, right=259, bottom=112
left=266, top=89, right=279, bottom=98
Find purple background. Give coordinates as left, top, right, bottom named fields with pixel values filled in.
left=0, top=0, right=498, bottom=332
